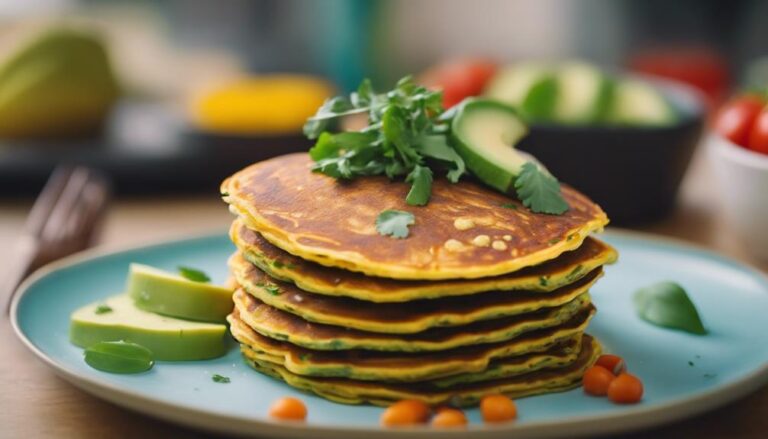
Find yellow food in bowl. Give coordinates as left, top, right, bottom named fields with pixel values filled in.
left=191, top=75, right=334, bottom=135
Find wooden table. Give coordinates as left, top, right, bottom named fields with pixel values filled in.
left=1, top=150, right=766, bottom=438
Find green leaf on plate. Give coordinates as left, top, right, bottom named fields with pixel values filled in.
left=633, top=281, right=707, bottom=335
left=212, top=374, right=230, bottom=383
left=84, top=341, right=154, bottom=374
left=375, top=209, right=415, bottom=239
left=178, top=266, right=210, bottom=283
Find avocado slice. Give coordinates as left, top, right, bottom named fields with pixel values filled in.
left=610, top=79, right=676, bottom=125
left=451, top=98, right=529, bottom=193
left=554, top=61, right=614, bottom=123
left=127, top=264, right=233, bottom=323
left=484, top=63, right=558, bottom=120
left=70, top=295, right=228, bottom=361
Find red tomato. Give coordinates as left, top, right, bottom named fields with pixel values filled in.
left=713, top=95, right=765, bottom=147
left=748, top=107, right=768, bottom=155
left=419, top=59, right=497, bottom=108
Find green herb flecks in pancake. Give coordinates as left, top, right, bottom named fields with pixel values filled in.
left=230, top=219, right=617, bottom=302
left=233, top=287, right=592, bottom=351
left=226, top=306, right=594, bottom=382
left=230, top=251, right=602, bottom=334
left=237, top=334, right=600, bottom=407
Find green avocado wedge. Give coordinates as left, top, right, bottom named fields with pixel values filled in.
left=451, top=98, right=529, bottom=193
left=554, top=61, right=614, bottom=124
left=610, top=79, right=676, bottom=126
left=70, top=295, right=229, bottom=361
left=484, top=63, right=558, bottom=120
left=127, top=263, right=233, bottom=323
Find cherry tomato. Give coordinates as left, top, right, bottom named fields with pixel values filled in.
left=748, top=106, right=768, bottom=155
left=268, top=397, right=307, bottom=421
left=380, top=399, right=431, bottom=427
left=480, top=394, right=517, bottom=423
left=713, top=95, right=765, bottom=147
left=583, top=365, right=615, bottom=396
left=607, top=373, right=644, bottom=404
left=596, top=354, right=627, bottom=375
left=431, top=408, right=468, bottom=428
left=419, top=59, right=497, bottom=108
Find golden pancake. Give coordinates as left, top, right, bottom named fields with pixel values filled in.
left=240, top=334, right=600, bottom=406
left=227, top=306, right=594, bottom=382
left=231, top=218, right=618, bottom=302
left=233, top=288, right=591, bottom=351
left=230, top=251, right=602, bottom=334
left=222, top=153, right=609, bottom=280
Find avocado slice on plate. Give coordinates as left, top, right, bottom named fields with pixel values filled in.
left=451, top=98, right=530, bottom=193
left=553, top=61, right=614, bottom=123
left=127, top=263, right=233, bottom=323
left=610, top=79, right=676, bottom=125
left=70, top=295, right=228, bottom=361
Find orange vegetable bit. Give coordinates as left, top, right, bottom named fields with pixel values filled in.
left=431, top=408, right=468, bottom=428
left=268, top=397, right=307, bottom=421
left=607, top=373, right=644, bottom=404
left=596, top=354, right=627, bottom=375
left=480, top=394, right=517, bottom=423
left=380, top=399, right=431, bottom=427
left=583, top=365, right=616, bottom=396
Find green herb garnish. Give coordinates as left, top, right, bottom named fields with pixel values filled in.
left=178, top=266, right=210, bottom=283
left=264, top=284, right=281, bottom=295
left=304, top=77, right=465, bottom=206
left=272, top=260, right=285, bottom=269
left=212, top=374, right=230, bottom=383
left=500, top=203, right=518, bottom=210
left=375, top=209, right=415, bottom=239
left=84, top=341, right=154, bottom=374
left=514, top=162, right=569, bottom=215
left=94, top=304, right=112, bottom=315
left=633, top=281, right=707, bottom=335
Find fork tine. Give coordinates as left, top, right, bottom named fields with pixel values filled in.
left=40, top=167, right=92, bottom=244
left=25, top=166, right=74, bottom=237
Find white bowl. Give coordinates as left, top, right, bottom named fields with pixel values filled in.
left=708, top=133, right=768, bottom=261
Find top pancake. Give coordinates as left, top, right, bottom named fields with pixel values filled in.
left=222, top=153, right=609, bottom=280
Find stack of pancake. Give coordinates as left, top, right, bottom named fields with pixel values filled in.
left=221, top=153, right=616, bottom=407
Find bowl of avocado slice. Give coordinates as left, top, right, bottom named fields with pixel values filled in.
left=485, top=62, right=706, bottom=225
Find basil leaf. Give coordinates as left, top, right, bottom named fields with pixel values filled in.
left=178, top=266, right=210, bottom=283
left=84, top=341, right=154, bottom=374
left=514, top=162, right=569, bottom=215
left=633, top=281, right=707, bottom=335
left=375, top=209, right=415, bottom=239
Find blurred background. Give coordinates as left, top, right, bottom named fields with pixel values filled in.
left=1, top=0, right=767, bottom=261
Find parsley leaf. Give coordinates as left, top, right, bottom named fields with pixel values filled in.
left=94, top=304, right=112, bottom=315
left=304, top=76, right=463, bottom=206
left=375, top=210, right=415, bottom=239
left=514, top=163, right=569, bottom=215
left=178, top=266, right=210, bottom=283
left=212, top=374, right=230, bottom=383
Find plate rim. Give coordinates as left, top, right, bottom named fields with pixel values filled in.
left=10, top=228, right=768, bottom=438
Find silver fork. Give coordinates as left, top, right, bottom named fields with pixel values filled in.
left=4, top=166, right=110, bottom=314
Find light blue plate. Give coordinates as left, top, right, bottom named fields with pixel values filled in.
left=11, top=230, right=768, bottom=438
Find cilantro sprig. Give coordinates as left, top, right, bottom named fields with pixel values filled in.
left=304, top=77, right=465, bottom=206
left=304, top=76, right=568, bottom=214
